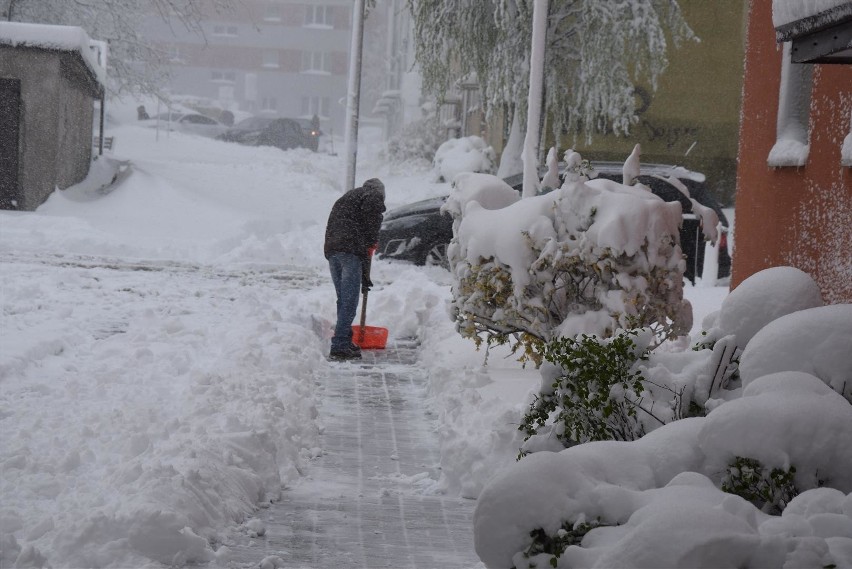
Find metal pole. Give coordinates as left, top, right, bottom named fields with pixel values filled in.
left=522, top=0, right=548, bottom=199
left=343, top=0, right=366, bottom=192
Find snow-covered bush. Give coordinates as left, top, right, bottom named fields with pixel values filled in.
left=445, top=157, right=690, bottom=360
left=738, top=304, right=852, bottom=403
left=473, top=267, right=852, bottom=569
left=521, top=330, right=653, bottom=446
left=386, top=114, right=445, bottom=166
left=432, top=136, right=496, bottom=182
left=720, top=456, right=798, bottom=515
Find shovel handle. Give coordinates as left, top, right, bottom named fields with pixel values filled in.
left=358, top=291, right=368, bottom=342
left=358, top=255, right=371, bottom=342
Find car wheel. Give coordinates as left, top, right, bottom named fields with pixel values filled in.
left=422, top=243, right=450, bottom=270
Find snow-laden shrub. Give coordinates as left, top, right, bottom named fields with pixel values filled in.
left=386, top=115, right=445, bottom=166
left=446, top=168, right=690, bottom=361
left=521, top=330, right=653, bottom=447
left=721, top=456, right=798, bottom=515
left=716, top=266, right=823, bottom=348
left=690, top=266, right=826, bottom=404
left=739, top=304, right=852, bottom=403
left=473, top=266, right=852, bottom=569
left=474, top=371, right=852, bottom=569
left=432, top=135, right=496, bottom=182
left=520, top=327, right=730, bottom=454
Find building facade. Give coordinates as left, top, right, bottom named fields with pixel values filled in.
left=732, top=0, right=852, bottom=303
left=142, top=1, right=353, bottom=134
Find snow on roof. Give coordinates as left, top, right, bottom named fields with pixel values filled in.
left=772, top=0, right=852, bottom=28
left=0, top=21, right=106, bottom=87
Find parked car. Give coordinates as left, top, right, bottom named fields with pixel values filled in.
left=378, top=163, right=731, bottom=284
left=146, top=112, right=229, bottom=139
left=293, top=118, right=322, bottom=152
left=216, top=116, right=320, bottom=151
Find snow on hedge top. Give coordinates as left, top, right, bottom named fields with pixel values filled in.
left=0, top=21, right=106, bottom=86
left=718, top=266, right=823, bottom=347
left=772, top=0, right=851, bottom=28
left=433, top=136, right=497, bottom=183
left=448, top=172, right=682, bottom=295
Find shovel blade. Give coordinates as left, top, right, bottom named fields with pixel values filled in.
left=352, top=325, right=388, bottom=349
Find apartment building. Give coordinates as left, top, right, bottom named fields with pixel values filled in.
left=141, top=1, right=353, bottom=133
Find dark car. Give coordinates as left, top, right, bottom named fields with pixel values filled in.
left=378, top=163, right=731, bottom=284
left=216, top=116, right=320, bottom=151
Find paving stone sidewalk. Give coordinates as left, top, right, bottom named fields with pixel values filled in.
left=229, top=339, right=483, bottom=568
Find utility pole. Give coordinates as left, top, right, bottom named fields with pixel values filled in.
left=343, top=0, right=366, bottom=192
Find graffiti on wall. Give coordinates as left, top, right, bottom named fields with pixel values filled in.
left=641, top=120, right=701, bottom=151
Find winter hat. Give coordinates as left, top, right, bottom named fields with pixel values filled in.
left=363, top=178, right=385, bottom=197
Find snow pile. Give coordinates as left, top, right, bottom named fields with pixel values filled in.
left=432, top=136, right=497, bottom=183
left=473, top=267, right=852, bottom=568
left=0, top=114, right=450, bottom=568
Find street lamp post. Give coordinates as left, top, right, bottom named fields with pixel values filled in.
left=343, top=0, right=366, bottom=192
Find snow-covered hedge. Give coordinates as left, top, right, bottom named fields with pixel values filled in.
left=445, top=165, right=690, bottom=358
left=386, top=114, right=445, bottom=166
left=432, top=136, right=497, bottom=182
left=473, top=267, right=852, bottom=569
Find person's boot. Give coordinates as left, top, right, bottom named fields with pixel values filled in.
left=329, top=345, right=362, bottom=361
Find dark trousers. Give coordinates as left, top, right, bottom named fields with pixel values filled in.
left=328, top=252, right=362, bottom=351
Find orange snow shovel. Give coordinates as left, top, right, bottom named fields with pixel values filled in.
left=351, top=255, right=388, bottom=349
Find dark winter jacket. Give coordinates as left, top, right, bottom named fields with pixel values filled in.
left=323, top=178, right=386, bottom=261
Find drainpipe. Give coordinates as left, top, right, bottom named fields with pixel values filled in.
left=98, top=89, right=105, bottom=156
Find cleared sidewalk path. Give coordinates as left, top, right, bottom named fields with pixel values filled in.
left=230, top=339, right=483, bottom=568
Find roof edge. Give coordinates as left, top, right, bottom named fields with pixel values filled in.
left=775, top=4, right=852, bottom=42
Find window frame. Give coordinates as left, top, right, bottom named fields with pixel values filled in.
left=300, top=51, right=330, bottom=74
left=212, top=24, right=238, bottom=37
left=262, top=50, right=280, bottom=69
left=264, top=4, right=281, bottom=22
left=304, top=5, right=333, bottom=29
left=211, top=70, right=236, bottom=83
left=301, top=95, right=330, bottom=119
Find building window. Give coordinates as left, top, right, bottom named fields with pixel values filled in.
left=264, top=4, right=281, bottom=22
left=768, top=42, right=814, bottom=168
left=261, top=97, right=277, bottom=113
left=305, top=5, right=333, bottom=28
left=211, top=70, right=236, bottom=83
left=301, top=51, right=330, bottom=73
left=212, top=24, right=238, bottom=37
left=167, top=45, right=183, bottom=63
left=842, top=108, right=852, bottom=168
left=262, top=50, right=279, bottom=69
left=301, top=96, right=329, bottom=118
